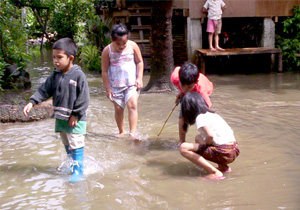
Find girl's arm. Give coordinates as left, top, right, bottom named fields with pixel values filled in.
left=132, top=41, right=144, bottom=89
left=201, top=126, right=214, bottom=145
left=101, top=46, right=113, bottom=101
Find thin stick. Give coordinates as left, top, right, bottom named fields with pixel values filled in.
left=155, top=102, right=179, bottom=140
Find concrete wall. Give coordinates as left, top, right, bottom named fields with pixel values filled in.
left=189, top=0, right=300, bottom=18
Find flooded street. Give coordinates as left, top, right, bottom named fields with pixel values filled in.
left=1, top=51, right=300, bottom=209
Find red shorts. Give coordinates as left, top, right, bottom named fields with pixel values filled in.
left=197, top=142, right=240, bottom=165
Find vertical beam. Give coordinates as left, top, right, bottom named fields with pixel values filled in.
left=187, top=17, right=202, bottom=60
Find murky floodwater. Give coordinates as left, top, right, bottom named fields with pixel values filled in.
left=1, top=50, right=300, bottom=210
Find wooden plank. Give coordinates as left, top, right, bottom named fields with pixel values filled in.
left=128, top=7, right=152, bottom=10
left=195, top=47, right=283, bottom=73
left=131, top=25, right=151, bottom=30
left=112, top=10, right=129, bottom=17
left=196, top=47, right=281, bottom=56
left=130, top=12, right=151, bottom=17
left=134, top=40, right=150, bottom=43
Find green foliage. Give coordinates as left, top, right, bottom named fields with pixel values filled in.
left=87, top=16, right=111, bottom=51
left=0, top=62, right=8, bottom=90
left=79, top=45, right=101, bottom=71
left=49, top=0, right=95, bottom=39
left=276, top=6, right=300, bottom=71
left=0, top=0, right=30, bottom=89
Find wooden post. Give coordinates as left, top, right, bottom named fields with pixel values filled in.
left=278, top=52, right=283, bottom=73
left=200, top=54, right=205, bottom=74
left=270, top=53, right=275, bottom=72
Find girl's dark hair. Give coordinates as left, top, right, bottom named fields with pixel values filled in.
left=179, top=62, right=199, bottom=85
left=181, top=92, right=214, bottom=131
left=111, top=23, right=129, bottom=41
left=53, top=38, right=77, bottom=57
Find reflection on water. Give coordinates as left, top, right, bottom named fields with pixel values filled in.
left=0, top=50, right=300, bottom=209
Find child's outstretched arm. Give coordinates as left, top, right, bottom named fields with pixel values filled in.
left=23, top=73, right=54, bottom=116
left=101, top=46, right=113, bottom=101
left=132, top=41, right=144, bottom=90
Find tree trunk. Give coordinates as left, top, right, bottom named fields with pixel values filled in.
left=142, top=0, right=175, bottom=92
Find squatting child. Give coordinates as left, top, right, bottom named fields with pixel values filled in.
left=179, top=92, right=240, bottom=180
left=101, top=23, right=144, bottom=140
left=203, top=0, right=226, bottom=51
left=23, top=38, right=90, bottom=182
left=170, top=62, right=213, bottom=144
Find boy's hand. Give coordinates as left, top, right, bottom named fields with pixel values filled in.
left=69, top=115, right=78, bottom=128
left=136, top=77, right=143, bottom=90
left=175, top=92, right=184, bottom=104
left=23, top=102, right=33, bottom=116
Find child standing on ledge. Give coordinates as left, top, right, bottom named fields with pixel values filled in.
left=179, top=92, right=240, bottom=180
left=203, top=0, right=226, bottom=51
left=101, top=23, right=144, bottom=140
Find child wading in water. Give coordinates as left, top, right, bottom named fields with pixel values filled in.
left=179, top=92, right=240, bottom=180
left=23, top=38, right=90, bottom=182
left=101, top=23, right=144, bottom=140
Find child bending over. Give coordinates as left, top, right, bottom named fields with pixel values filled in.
left=179, top=92, right=239, bottom=180
left=171, top=62, right=213, bottom=144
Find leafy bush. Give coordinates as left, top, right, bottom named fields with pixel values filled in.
left=276, top=6, right=300, bottom=71
left=0, top=0, right=30, bottom=89
left=79, top=45, right=101, bottom=71
left=87, top=16, right=111, bottom=51
left=49, top=0, right=95, bottom=40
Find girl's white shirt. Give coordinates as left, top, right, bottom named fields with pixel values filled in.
left=196, top=112, right=236, bottom=146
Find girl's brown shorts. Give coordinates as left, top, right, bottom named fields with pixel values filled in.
left=197, top=142, right=240, bottom=165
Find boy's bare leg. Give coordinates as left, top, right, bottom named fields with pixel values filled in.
left=113, top=102, right=125, bottom=136
left=179, top=142, right=224, bottom=179
left=208, top=33, right=216, bottom=51
left=215, top=34, right=225, bottom=51
left=127, top=91, right=139, bottom=139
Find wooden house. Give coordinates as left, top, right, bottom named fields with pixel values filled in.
left=102, top=0, right=300, bottom=69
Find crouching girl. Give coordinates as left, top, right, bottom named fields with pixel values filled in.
left=179, top=92, right=240, bottom=180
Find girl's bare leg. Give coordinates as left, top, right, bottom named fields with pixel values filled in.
left=179, top=142, right=224, bottom=179
left=127, top=91, right=138, bottom=137
left=113, top=102, right=125, bottom=136
left=215, top=34, right=225, bottom=51
left=208, top=33, right=216, bottom=51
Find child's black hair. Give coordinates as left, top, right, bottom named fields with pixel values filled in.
left=181, top=92, right=214, bottom=131
left=111, top=23, right=129, bottom=41
left=53, top=38, right=78, bottom=58
left=179, top=62, right=199, bottom=85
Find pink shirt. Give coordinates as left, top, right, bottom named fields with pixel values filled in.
left=171, top=67, right=213, bottom=108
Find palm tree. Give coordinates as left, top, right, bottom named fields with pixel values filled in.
left=142, top=0, right=175, bottom=92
